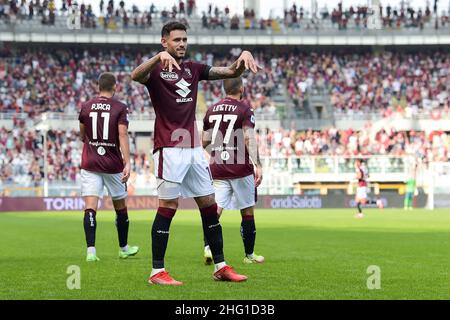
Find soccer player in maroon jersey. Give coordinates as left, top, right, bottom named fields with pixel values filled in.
left=78, top=72, right=139, bottom=262
left=131, top=21, right=260, bottom=285
left=355, top=159, right=369, bottom=218
left=202, top=78, right=264, bottom=265
left=354, top=159, right=384, bottom=218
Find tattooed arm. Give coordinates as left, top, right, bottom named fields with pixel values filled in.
left=208, top=50, right=261, bottom=80
left=131, top=52, right=180, bottom=84
left=244, top=126, right=263, bottom=187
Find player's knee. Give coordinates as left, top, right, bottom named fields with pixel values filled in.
left=195, top=193, right=216, bottom=209
left=112, top=198, right=127, bottom=210
left=241, top=206, right=254, bottom=217
left=84, top=197, right=99, bottom=211
left=217, top=206, right=224, bottom=218
left=159, top=198, right=179, bottom=210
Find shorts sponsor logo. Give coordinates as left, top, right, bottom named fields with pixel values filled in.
left=97, top=146, right=106, bottom=156
left=160, top=72, right=179, bottom=81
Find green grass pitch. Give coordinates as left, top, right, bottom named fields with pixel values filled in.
left=1, top=208, right=450, bottom=300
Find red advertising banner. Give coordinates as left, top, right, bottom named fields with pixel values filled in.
left=0, top=193, right=429, bottom=212
left=0, top=196, right=198, bottom=212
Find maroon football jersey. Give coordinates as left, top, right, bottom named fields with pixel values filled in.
left=78, top=96, right=129, bottom=174
left=145, top=60, right=210, bottom=151
left=203, top=97, right=255, bottom=180
left=357, top=166, right=369, bottom=187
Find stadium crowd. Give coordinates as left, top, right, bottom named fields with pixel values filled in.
left=0, top=0, right=448, bottom=31
left=0, top=125, right=155, bottom=192
left=284, top=50, right=449, bottom=118
left=1, top=125, right=449, bottom=191
left=256, top=127, right=450, bottom=163
left=0, top=48, right=153, bottom=117
left=0, top=46, right=284, bottom=118
left=0, top=46, right=448, bottom=119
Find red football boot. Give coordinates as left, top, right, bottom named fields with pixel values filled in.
left=148, top=271, right=183, bottom=286
left=213, top=266, right=248, bottom=282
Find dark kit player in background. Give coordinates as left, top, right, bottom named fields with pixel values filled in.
left=131, top=21, right=262, bottom=285
left=78, top=72, right=139, bottom=262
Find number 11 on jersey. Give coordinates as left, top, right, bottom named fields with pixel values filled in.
left=89, top=112, right=110, bottom=140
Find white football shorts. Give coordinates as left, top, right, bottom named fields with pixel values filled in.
left=152, top=147, right=215, bottom=200
left=214, top=174, right=256, bottom=210
left=80, top=169, right=127, bottom=200
left=356, top=186, right=368, bottom=200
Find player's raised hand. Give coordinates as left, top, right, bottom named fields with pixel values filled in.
left=160, top=51, right=181, bottom=73
left=255, top=165, right=263, bottom=188
left=236, top=51, right=263, bottom=74
left=121, top=162, right=131, bottom=183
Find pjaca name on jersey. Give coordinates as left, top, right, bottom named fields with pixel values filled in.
left=91, top=103, right=111, bottom=111
left=212, top=104, right=238, bottom=112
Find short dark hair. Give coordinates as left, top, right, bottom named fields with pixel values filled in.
left=223, top=78, right=243, bottom=95
left=161, top=21, right=187, bottom=38
left=98, top=72, right=116, bottom=92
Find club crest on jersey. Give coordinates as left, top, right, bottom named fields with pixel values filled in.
left=160, top=71, right=179, bottom=81
left=183, top=68, right=192, bottom=78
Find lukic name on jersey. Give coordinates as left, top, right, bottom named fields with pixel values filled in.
left=212, top=104, right=238, bottom=112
